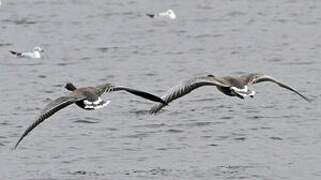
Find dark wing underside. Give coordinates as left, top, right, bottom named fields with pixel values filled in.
left=111, top=87, right=167, bottom=105
left=146, top=13, right=155, bottom=18
left=150, top=76, right=230, bottom=114
left=9, top=50, right=22, bottom=56
left=14, top=95, right=84, bottom=149
left=245, top=73, right=311, bottom=102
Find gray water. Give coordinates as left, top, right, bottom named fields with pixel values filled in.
left=1, top=0, right=321, bottom=179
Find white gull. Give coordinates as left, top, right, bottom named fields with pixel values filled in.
left=146, top=9, right=176, bottom=20
left=10, top=47, right=44, bottom=59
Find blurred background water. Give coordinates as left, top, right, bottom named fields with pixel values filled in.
left=0, top=0, right=320, bottom=179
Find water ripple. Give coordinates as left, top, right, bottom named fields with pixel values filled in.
left=0, top=43, right=12, bottom=47
left=3, top=18, right=37, bottom=25
left=166, top=129, right=184, bottom=133
left=134, top=123, right=167, bottom=128
left=73, top=120, right=98, bottom=124
left=270, top=136, right=283, bottom=140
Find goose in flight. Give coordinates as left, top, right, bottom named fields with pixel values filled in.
left=14, top=82, right=166, bottom=149
left=10, top=47, right=44, bottom=59
left=150, top=73, right=311, bottom=114
left=146, top=9, right=176, bottom=19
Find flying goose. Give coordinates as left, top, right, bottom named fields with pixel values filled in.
left=150, top=73, right=311, bottom=114
left=14, top=82, right=166, bottom=149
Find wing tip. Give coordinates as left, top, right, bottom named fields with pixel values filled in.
left=304, top=97, right=312, bottom=103
left=146, top=13, right=155, bottom=18
left=10, top=50, right=22, bottom=56
left=13, top=137, right=23, bottom=150
left=9, top=50, right=17, bottom=55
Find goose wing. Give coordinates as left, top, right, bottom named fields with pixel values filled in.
left=150, top=76, right=229, bottom=114
left=14, top=95, right=85, bottom=149
left=111, top=87, right=167, bottom=104
left=94, top=83, right=115, bottom=96
left=244, top=73, right=311, bottom=102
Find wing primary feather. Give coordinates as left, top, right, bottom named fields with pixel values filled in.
left=112, top=87, right=167, bottom=104
left=248, top=74, right=311, bottom=102
left=146, top=13, right=155, bottom=18
left=10, top=50, right=22, bottom=56
left=14, top=99, right=75, bottom=149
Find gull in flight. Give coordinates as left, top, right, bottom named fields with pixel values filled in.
left=14, top=82, right=166, bottom=149
left=150, top=73, right=311, bottom=114
left=146, top=9, right=176, bottom=19
left=10, top=47, right=44, bottom=59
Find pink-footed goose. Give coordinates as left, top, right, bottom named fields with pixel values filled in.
left=14, top=82, right=166, bottom=149
left=150, top=73, right=311, bottom=114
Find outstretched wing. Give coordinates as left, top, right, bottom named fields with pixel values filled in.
left=245, top=73, right=311, bottom=102
left=14, top=95, right=84, bottom=149
left=111, top=87, right=167, bottom=105
left=150, top=75, right=230, bottom=114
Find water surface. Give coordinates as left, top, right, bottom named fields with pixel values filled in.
left=0, top=0, right=321, bottom=179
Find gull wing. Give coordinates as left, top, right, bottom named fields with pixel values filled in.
left=150, top=75, right=229, bottom=114
left=14, top=95, right=85, bottom=149
left=146, top=13, right=156, bottom=18
left=9, top=50, right=22, bottom=56
left=245, top=73, right=311, bottom=102
left=21, top=52, right=34, bottom=58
